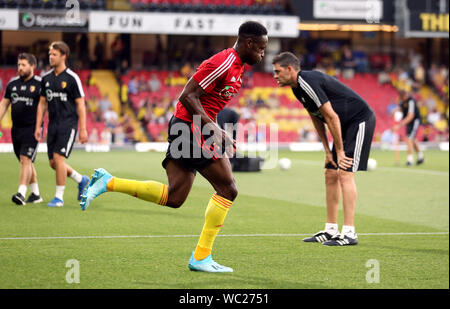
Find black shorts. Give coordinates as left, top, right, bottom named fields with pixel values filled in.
left=47, top=125, right=77, bottom=160
left=162, top=116, right=225, bottom=174
left=326, top=112, right=376, bottom=172
left=406, top=118, right=421, bottom=140
left=11, top=126, right=39, bottom=162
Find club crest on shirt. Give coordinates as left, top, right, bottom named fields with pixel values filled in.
left=219, top=85, right=238, bottom=99
left=30, top=85, right=36, bottom=92
left=61, top=81, right=67, bottom=89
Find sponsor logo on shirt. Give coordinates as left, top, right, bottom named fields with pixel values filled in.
left=46, top=89, right=67, bottom=102
left=10, top=93, right=34, bottom=106
left=219, top=85, right=238, bottom=99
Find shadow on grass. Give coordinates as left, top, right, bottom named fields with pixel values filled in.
left=134, top=273, right=329, bottom=289
left=87, top=204, right=201, bottom=220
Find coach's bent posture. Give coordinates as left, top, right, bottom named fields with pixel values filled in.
left=272, top=52, right=376, bottom=246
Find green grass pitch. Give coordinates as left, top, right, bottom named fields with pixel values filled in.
left=0, top=149, right=448, bottom=289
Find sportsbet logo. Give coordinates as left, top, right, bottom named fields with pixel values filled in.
left=22, top=12, right=36, bottom=28
left=46, top=89, right=68, bottom=102
left=21, top=3, right=83, bottom=28
left=22, top=13, right=35, bottom=28
left=219, top=86, right=238, bottom=99
left=10, top=93, right=33, bottom=106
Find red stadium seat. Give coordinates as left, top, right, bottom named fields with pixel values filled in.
left=110, top=69, right=449, bottom=144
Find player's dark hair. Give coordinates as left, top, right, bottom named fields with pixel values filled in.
left=238, top=21, right=268, bottom=40
left=272, top=52, right=301, bottom=71
left=50, top=41, right=70, bottom=58
left=18, top=53, right=37, bottom=67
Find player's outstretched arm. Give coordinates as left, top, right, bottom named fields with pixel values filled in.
left=34, top=96, right=48, bottom=141
left=178, top=78, right=235, bottom=149
left=75, top=97, right=88, bottom=144
left=0, top=98, right=11, bottom=124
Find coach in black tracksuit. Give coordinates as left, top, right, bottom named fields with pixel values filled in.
left=39, top=66, right=84, bottom=161
left=0, top=53, right=43, bottom=205
left=34, top=41, right=89, bottom=208
left=272, top=52, right=376, bottom=246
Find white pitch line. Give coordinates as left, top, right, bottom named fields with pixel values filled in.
left=0, top=232, right=447, bottom=241
left=379, top=167, right=449, bottom=176
left=293, top=159, right=449, bottom=176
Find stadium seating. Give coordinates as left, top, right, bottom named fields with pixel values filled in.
left=1, top=66, right=446, bottom=144
left=127, top=69, right=450, bottom=143
left=0, top=0, right=287, bottom=13
left=122, top=70, right=394, bottom=143
left=0, top=0, right=106, bottom=9
left=129, top=0, right=289, bottom=15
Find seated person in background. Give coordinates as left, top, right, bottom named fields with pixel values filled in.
left=148, top=74, right=161, bottom=93
left=99, top=95, right=112, bottom=114
left=120, top=114, right=136, bottom=143
left=128, top=76, right=139, bottom=95
left=138, top=76, right=149, bottom=92
left=103, top=106, right=119, bottom=144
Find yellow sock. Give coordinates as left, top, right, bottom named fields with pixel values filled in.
left=106, top=177, right=168, bottom=205
left=194, top=193, right=232, bottom=261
